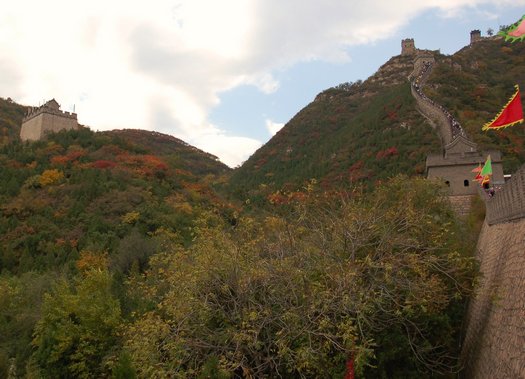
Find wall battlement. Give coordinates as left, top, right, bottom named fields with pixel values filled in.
left=400, top=36, right=524, bottom=377
left=485, top=163, right=525, bottom=224
left=23, top=105, right=77, bottom=123
left=460, top=148, right=525, bottom=379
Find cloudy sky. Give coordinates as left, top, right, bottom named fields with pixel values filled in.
left=1, top=1, right=524, bottom=166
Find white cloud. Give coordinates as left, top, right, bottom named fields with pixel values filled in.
left=1, top=0, right=525, bottom=166
left=188, top=129, right=262, bottom=168
left=245, top=73, right=280, bottom=94
left=265, top=119, right=285, bottom=136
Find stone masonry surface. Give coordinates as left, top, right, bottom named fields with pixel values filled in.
left=461, top=218, right=525, bottom=378
left=447, top=195, right=476, bottom=217
left=485, top=163, right=525, bottom=225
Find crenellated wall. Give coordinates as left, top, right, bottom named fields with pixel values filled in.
left=404, top=40, right=524, bottom=377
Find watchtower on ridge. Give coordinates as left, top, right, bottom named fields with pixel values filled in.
left=401, top=38, right=416, bottom=55
left=20, top=99, right=79, bottom=141
left=426, top=136, right=505, bottom=195
left=470, top=30, right=482, bottom=45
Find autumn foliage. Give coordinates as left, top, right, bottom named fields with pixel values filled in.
left=119, top=177, right=476, bottom=378
left=38, top=169, right=64, bottom=186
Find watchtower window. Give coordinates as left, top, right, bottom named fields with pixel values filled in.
left=464, top=180, right=469, bottom=187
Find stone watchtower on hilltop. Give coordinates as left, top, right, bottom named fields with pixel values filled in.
left=470, top=30, right=482, bottom=45
left=401, top=38, right=416, bottom=55
left=20, top=99, right=79, bottom=141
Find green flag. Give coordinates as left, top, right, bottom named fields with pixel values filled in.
left=480, top=155, right=492, bottom=176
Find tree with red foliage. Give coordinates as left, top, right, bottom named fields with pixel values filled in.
left=92, top=160, right=117, bottom=169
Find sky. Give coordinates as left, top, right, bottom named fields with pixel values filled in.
left=1, top=1, right=524, bottom=167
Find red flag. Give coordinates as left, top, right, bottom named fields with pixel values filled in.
left=482, top=85, right=524, bottom=130
left=472, top=164, right=483, bottom=184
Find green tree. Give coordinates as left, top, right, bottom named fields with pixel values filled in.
left=32, top=266, right=122, bottom=378
left=0, top=272, right=54, bottom=377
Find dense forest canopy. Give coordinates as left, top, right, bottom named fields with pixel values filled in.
left=2, top=175, right=479, bottom=378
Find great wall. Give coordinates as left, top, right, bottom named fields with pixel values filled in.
left=404, top=39, right=505, bottom=217
left=404, top=37, right=525, bottom=378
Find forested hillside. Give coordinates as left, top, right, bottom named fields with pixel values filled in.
left=1, top=173, right=478, bottom=378
left=227, top=54, right=441, bottom=202
left=425, top=37, right=525, bottom=173
left=228, top=37, right=525, bottom=204
left=0, top=120, right=235, bottom=377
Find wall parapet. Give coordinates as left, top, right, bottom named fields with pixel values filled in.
left=486, top=163, right=525, bottom=224
left=23, top=106, right=77, bottom=123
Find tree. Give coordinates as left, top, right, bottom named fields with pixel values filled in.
left=487, top=27, right=494, bottom=36
left=122, top=177, right=477, bottom=377
left=38, top=169, right=64, bottom=186
left=32, top=262, right=122, bottom=378
left=0, top=272, right=54, bottom=378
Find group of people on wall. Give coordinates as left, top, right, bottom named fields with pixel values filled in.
left=411, top=61, right=466, bottom=140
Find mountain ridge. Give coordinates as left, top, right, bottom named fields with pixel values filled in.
left=228, top=37, right=525, bottom=202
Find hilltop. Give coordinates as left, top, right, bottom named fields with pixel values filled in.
left=0, top=112, right=231, bottom=274
left=103, top=128, right=229, bottom=176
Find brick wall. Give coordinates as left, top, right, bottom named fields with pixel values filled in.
left=19, top=113, right=43, bottom=141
